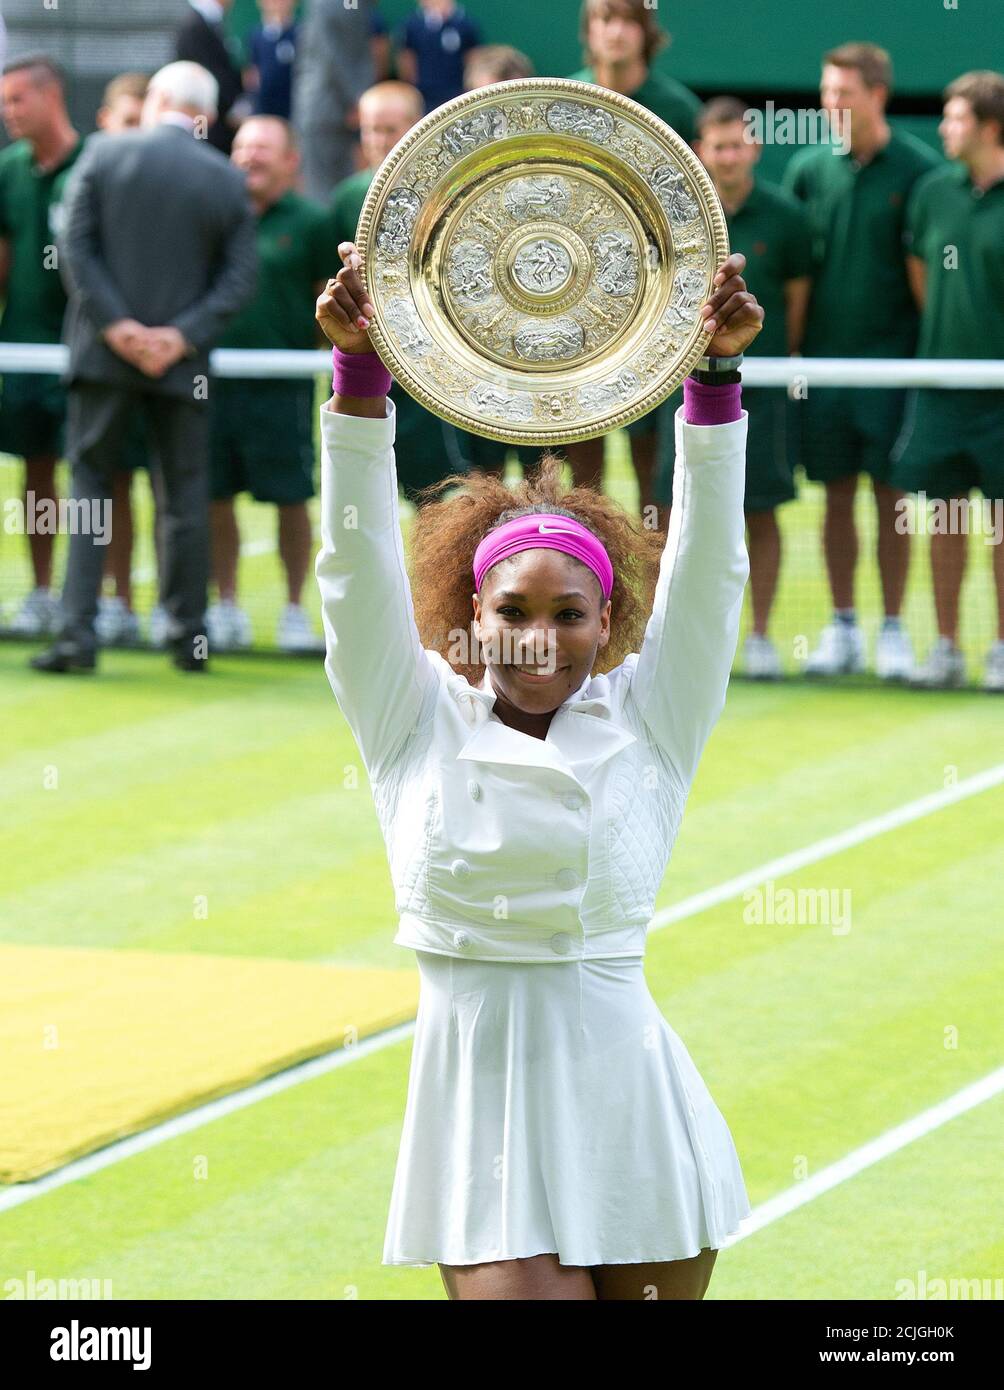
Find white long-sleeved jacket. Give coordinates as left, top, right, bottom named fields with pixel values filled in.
left=315, top=397, right=749, bottom=963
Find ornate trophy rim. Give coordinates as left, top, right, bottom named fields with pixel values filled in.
left=356, top=77, right=729, bottom=446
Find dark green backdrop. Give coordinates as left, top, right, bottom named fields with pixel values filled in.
left=230, top=0, right=1004, bottom=180
left=231, top=0, right=1002, bottom=95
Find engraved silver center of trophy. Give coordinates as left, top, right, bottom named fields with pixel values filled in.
left=361, top=78, right=724, bottom=443
left=510, top=238, right=573, bottom=297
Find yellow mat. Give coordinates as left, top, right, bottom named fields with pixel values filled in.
left=0, top=943, right=418, bottom=1184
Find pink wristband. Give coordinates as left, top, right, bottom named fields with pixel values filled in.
left=332, top=345, right=392, bottom=398
left=683, top=376, right=742, bottom=425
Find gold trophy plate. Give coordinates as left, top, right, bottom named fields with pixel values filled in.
left=356, top=78, right=729, bottom=446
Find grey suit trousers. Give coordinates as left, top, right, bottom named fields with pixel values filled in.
left=59, top=382, right=209, bottom=651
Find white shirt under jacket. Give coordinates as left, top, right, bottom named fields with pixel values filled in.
left=315, top=396, right=749, bottom=963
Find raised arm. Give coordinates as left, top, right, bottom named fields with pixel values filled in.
left=627, top=253, right=764, bottom=787
left=627, top=405, right=749, bottom=786
left=313, top=244, right=437, bottom=782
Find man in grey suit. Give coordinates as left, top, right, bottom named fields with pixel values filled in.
left=292, top=0, right=375, bottom=199
left=32, top=60, right=257, bottom=674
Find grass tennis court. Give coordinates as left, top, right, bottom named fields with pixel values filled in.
left=2, top=634, right=1002, bottom=1298
left=2, top=428, right=1002, bottom=1299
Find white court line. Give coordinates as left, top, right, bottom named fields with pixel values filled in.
left=651, top=761, right=1004, bottom=930
left=2, top=762, right=1003, bottom=1219
left=720, top=1065, right=1004, bottom=1246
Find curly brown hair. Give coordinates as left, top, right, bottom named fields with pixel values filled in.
left=408, top=453, right=666, bottom=687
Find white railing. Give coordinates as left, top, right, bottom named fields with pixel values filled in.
left=2, top=343, right=1004, bottom=389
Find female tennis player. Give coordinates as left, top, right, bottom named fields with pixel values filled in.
left=315, top=240, right=763, bottom=1301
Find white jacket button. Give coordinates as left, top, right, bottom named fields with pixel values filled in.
left=450, top=858, right=471, bottom=879
left=467, top=780, right=482, bottom=801
left=562, top=793, right=584, bottom=811
left=549, top=932, right=572, bottom=955
left=453, top=931, right=471, bottom=950
left=555, top=867, right=579, bottom=890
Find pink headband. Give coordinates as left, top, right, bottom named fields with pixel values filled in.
left=472, top=512, right=614, bottom=602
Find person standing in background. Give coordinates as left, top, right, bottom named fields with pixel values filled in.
left=564, top=0, right=701, bottom=507
left=245, top=0, right=298, bottom=120
left=31, top=61, right=257, bottom=675
left=654, top=97, right=812, bottom=679
left=569, top=0, right=700, bottom=138
left=175, top=0, right=250, bottom=154
left=330, top=81, right=472, bottom=504
left=395, top=0, right=482, bottom=114
left=92, top=72, right=158, bottom=649
left=783, top=42, right=942, bottom=681
left=293, top=0, right=375, bottom=200
left=0, top=55, right=83, bottom=639
left=208, top=115, right=335, bottom=654
left=891, top=71, right=1004, bottom=692
left=328, top=82, right=424, bottom=265
left=341, top=4, right=397, bottom=170
left=369, top=5, right=392, bottom=83
left=464, top=44, right=534, bottom=91
left=96, top=73, right=147, bottom=132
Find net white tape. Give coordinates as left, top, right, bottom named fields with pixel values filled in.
left=1, top=344, right=1003, bottom=387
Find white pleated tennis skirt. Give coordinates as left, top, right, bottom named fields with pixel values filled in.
left=382, top=949, right=752, bottom=1268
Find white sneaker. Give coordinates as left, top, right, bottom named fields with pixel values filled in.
left=148, top=604, right=170, bottom=648
left=742, top=633, right=782, bottom=679
left=277, top=603, right=325, bottom=653
left=206, top=599, right=252, bottom=652
left=874, top=624, right=915, bottom=681
left=8, top=586, right=61, bottom=636
left=982, top=641, right=1004, bottom=693
left=803, top=620, right=866, bottom=676
left=909, top=637, right=966, bottom=689
left=95, top=595, right=142, bottom=647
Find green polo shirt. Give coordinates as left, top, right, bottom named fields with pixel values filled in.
left=782, top=128, right=942, bottom=357
left=567, top=66, right=700, bottom=143
left=904, top=161, right=1004, bottom=360
left=660, top=177, right=811, bottom=410
left=722, top=178, right=812, bottom=357
left=220, top=189, right=340, bottom=351
left=0, top=135, right=85, bottom=343
left=330, top=166, right=375, bottom=248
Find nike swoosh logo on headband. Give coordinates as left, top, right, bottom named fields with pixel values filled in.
left=537, top=523, right=578, bottom=534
